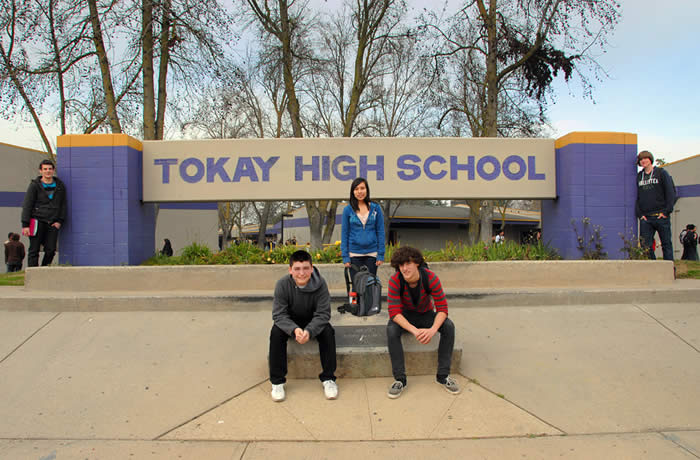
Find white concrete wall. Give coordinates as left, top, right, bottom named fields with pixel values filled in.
left=155, top=208, right=219, bottom=256
left=1, top=143, right=51, bottom=268
left=658, top=157, right=700, bottom=259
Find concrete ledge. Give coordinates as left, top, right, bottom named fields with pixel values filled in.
left=286, top=314, right=462, bottom=379
left=24, top=260, right=675, bottom=292
left=1, top=281, right=698, bottom=312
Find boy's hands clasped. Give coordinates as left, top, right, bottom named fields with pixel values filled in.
left=294, top=328, right=310, bottom=344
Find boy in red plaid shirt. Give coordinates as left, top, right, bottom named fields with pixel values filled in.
left=385, top=246, right=459, bottom=399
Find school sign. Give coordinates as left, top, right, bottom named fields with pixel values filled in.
left=56, top=132, right=637, bottom=265
left=142, top=137, right=555, bottom=202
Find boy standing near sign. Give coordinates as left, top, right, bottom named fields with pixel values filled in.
left=635, top=150, right=675, bottom=260
left=21, top=160, right=67, bottom=267
left=269, top=250, right=338, bottom=402
left=385, top=246, right=459, bottom=399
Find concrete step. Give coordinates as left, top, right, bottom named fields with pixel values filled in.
left=23, top=260, right=675, bottom=292
left=1, top=282, right=698, bottom=311
left=286, top=313, right=462, bottom=379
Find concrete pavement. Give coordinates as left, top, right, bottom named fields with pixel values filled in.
left=0, top=296, right=699, bottom=459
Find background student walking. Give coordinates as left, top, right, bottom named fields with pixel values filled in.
left=5, top=233, right=25, bottom=272
left=681, top=224, right=698, bottom=261
left=341, top=177, right=385, bottom=280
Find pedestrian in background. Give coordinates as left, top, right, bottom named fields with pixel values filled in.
left=160, top=238, right=173, bottom=257
left=5, top=233, right=25, bottom=272
left=681, top=224, right=698, bottom=261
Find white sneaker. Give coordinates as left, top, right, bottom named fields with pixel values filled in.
left=322, top=380, right=338, bottom=400
left=271, top=383, right=285, bottom=402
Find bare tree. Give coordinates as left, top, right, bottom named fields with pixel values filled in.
left=428, top=0, right=620, bottom=242
left=218, top=202, right=245, bottom=246
left=302, top=0, right=409, bottom=244
left=243, top=0, right=339, bottom=248
left=494, top=199, right=512, bottom=230
left=0, top=0, right=54, bottom=157
left=140, top=0, right=232, bottom=140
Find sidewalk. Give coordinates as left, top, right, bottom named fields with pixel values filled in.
left=0, top=298, right=699, bottom=458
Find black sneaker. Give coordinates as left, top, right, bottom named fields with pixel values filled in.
left=387, top=380, right=405, bottom=399
left=436, top=376, right=461, bottom=395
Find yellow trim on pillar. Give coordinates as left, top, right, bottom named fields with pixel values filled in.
left=57, top=134, right=143, bottom=151
left=555, top=132, right=637, bottom=149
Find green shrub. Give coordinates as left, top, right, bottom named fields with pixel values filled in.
left=210, top=242, right=265, bottom=264
left=619, top=229, right=648, bottom=260
left=310, top=244, right=343, bottom=264
left=141, top=239, right=561, bottom=266
left=141, top=253, right=182, bottom=265
left=180, top=242, right=213, bottom=265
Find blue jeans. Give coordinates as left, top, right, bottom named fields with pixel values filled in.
left=640, top=216, right=673, bottom=260
left=7, top=262, right=22, bottom=273
left=349, top=256, right=377, bottom=282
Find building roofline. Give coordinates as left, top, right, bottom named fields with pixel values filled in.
left=661, top=154, right=700, bottom=168
left=0, top=141, right=49, bottom=155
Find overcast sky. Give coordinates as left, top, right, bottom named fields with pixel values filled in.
left=546, top=0, right=700, bottom=163
left=1, top=0, right=698, bottom=163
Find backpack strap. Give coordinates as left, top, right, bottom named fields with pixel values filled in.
left=337, top=303, right=358, bottom=315
left=398, top=267, right=431, bottom=305
left=343, top=266, right=353, bottom=294
left=421, top=267, right=432, bottom=295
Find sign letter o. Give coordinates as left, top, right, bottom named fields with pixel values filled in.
left=476, top=156, right=500, bottom=181
left=180, top=158, right=205, bottom=184
left=502, top=155, right=526, bottom=180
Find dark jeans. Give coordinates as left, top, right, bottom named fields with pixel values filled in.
left=349, top=256, right=377, bottom=282
left=7, top=262, right=23, bottom=273
left=639, top=216, right=673, bottom=260
left=387, top=310, right=455, bottom=384
left=269, top=323, right=337, bottom=385
left=27, top=221, right=59, bottom=267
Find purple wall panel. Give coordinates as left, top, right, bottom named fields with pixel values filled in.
left=58, top=140, right=156, bottom=266
left=543, top=139, right=637, bottom=259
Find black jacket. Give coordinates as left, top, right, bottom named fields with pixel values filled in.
left=21, top=176, right=67, bottom=227
left=635, top=167, right=675, bottom=218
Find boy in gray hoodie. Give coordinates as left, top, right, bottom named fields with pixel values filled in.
left=269, top=250, right=338, bottom=401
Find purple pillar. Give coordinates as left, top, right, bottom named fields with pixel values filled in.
left=542, top=132, right=638, bottom=260
left=57, top=134, right=156, bottom=266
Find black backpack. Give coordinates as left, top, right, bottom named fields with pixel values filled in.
left=668, top=173, right=680, bottom=206
left=338, top=265, right=382, bottom=316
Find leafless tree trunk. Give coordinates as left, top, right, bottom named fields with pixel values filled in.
left=87, top=0, right=122, bottom=133
left=380, top=199, right=402, bottom=245
left=142, top=0, right=156, bottom=139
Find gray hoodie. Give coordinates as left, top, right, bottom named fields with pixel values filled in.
left=272, top=266, right=331, bottom=338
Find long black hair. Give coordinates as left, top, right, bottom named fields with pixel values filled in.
left=349, top=177, right=371, bottom=212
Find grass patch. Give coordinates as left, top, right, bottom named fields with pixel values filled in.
left=0, top=272, right=25, bottom=286
left=675, top=260, right=700, bottom=279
